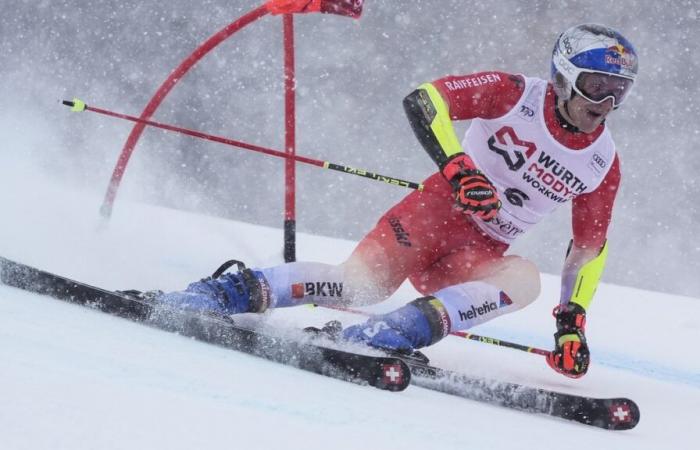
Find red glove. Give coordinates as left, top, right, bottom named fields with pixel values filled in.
left=442, top=154, right=500, bottom=220
left=546, top=303, right=590, bottom=378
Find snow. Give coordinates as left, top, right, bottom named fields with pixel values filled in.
left=1, top=169, right=698, bottom=450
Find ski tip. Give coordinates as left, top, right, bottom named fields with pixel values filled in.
left=601, top=398, right=640, bottom=430
left=373, top=359, right=411, bottom=392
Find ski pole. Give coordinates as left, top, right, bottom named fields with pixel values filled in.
left=450, top=330, right=550, bottom=356
left=63, top=99, right=425, bottom=192
left=313, top=303, right=550, bottom=357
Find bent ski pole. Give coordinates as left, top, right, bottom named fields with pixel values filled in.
left=314, top=303, right=550, bottom=357
left=63, top=99, right=424, bottom=192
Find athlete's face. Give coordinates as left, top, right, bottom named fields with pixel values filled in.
left=564, top=94, right=614, bottom=133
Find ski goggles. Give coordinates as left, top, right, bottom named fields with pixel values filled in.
left=553, top=52, right=635, bottom=108
left=573, top=71, right=634, bottom=108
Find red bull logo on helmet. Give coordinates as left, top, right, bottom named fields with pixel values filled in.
left=604, top=44, right=635, bottom=69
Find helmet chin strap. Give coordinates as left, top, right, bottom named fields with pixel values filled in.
left=555, top=95, right=581, bottom=133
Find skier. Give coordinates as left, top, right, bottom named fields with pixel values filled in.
left=154, top=24, right=638, bottom=378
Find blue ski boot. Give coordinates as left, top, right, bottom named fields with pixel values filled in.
left=342, top=297, right=450, bottom=354
left=156, top=260, right=271, bottom=315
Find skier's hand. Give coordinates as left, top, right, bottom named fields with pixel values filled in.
left=546, top=304, right=590, bottom=378
left=547, top=334, right=590, bottom=377
left=442, top=154, right=501, bottom=220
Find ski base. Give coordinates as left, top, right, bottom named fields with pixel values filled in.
left=0, top=256, right=410, bottom=392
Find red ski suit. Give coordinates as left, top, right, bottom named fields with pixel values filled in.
left=348, top=72, right=620, bottom=297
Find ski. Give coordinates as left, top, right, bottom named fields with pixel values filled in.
left=0, top=255, right=640, bottom=428
left=0, top=256, right=410, bottom=392
left=295, top=320, right=639, bottom=430
left=406, top=361, right=640, bottom=430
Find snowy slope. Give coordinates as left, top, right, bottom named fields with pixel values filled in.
left=1, top=171, right=699, bottom=450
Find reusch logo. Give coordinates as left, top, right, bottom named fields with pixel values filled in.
left=291, top=282, right=343, bottom=299
left=466, top=189, right=493, bottom=201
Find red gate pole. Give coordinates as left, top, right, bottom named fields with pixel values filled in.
left=99, top=5, right=269, bottom=219
left=283, top=14, right=297, bottom=262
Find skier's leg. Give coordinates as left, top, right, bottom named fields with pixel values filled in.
left=254, top=173, right=470, bottom=309
left=342, top=253, right=541, bottom=352
left=410, top=244, right=542, bottom=316
left=427, top=255, right=541, bottom=331
left=258, top=260, right=376, bottom=308
left=157, top=173, right=489, bottom=316
left=337, top=172, right=495, bottom=306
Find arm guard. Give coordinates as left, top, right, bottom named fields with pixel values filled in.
left=560, top=240, right=609, bottom=311
left=403, top=83, right=464, bottom=169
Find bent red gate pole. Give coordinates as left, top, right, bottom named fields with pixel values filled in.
left=99, top=5, right=269, bottom=219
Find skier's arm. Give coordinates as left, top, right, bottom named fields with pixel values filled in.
left=402, top=71, right=525, bottom=169
left=560, top=155, right=622, bottom=310
left=402, top=72, right=523, bottom=219
left=402, top=82, right=463, bottom=168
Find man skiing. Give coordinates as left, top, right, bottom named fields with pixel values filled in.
left=154, top=24, right=638, bottom=379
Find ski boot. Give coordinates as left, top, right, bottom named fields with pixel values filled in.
left=305, top=318, right=431, bottom=364
left=340, top=297, right=451, bottom=363
left=147, top=260, right=272, bottom=315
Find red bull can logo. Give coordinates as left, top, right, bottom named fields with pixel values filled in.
left=605, top=44, right=634, bottom=69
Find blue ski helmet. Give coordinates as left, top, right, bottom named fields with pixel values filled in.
left=551, top=24, right=638, bottom=108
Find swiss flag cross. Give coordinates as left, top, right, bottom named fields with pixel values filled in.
left=609, top=403, right=632, bottom=423
left=382, top=364, right=404, bottom=385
